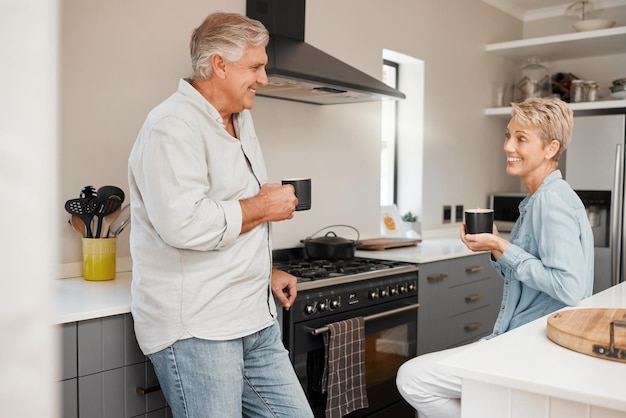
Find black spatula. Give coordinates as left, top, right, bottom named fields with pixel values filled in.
left=65, top=198, right=98, bottom=238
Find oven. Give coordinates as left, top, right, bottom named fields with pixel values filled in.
left=273, top=249, right=419, bottom=417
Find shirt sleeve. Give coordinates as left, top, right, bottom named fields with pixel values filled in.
left=134, top=115, right=241, bottom=251
left=495, top=189, right=589, bottom=306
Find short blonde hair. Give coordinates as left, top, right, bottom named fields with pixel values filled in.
left=190, top=12, right=269, bottom=80
left=510, top=97, right=573, bottom=162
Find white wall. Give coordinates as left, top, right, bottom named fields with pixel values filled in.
left=58, top=0, right=522, bottom=267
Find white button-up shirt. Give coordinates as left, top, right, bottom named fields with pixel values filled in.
left=128, top=79, right=275, bottom=355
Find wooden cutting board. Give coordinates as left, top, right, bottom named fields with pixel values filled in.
left=357, top=237, right=421, bottom=251
left=546, top=308, right=626, bottom=363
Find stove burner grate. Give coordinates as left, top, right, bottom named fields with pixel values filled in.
left=273, top=257, right=406, bottom=282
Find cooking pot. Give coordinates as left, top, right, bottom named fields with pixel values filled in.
left=301, top=225, right=360, bottom=260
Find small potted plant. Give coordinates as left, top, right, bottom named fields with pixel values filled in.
left=401, top=211, right=421, bottom=238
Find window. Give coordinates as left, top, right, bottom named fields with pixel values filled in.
left=381, top=50, right=424, bottom=226
left=380, top=60, right=399, bottom=206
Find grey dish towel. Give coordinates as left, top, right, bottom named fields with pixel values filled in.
left=324, top=317, right=369, bottom=418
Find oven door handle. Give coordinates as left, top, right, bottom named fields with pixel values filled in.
left=304, top=303, right=420, bottom=336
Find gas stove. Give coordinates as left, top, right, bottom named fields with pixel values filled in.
left=272, top=247, right=418, bottom=290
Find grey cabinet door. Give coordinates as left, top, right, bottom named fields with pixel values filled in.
left=78, top=316, right=125, bottom=377
left=78, top=368, right=125, bottom=418
left=78, top=373, right=103, bottom=418
left=65, top=312, right=164, bottom=417
left=60, top=379, right=78, bottom=418
left=417, top=254, right=502, bottom=355
left=61, top=322, right=78, bottom=380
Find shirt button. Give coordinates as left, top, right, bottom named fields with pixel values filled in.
left=501, top=306, right=505, bottom=310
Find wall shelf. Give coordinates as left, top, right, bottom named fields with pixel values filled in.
left=486, top=26, right=626, bottom=62
left=485, top=99, right=626, bottom=117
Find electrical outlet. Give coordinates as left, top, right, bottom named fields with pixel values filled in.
left=443, top=205, right=452, bottom=224
left=455, top=205, right=464, bottom=222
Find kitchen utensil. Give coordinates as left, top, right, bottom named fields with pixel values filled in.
left=357, top=237, right=420, bottom=251
left=80, top=185, right=97, bottom=198
left=108, top=204, right=130, bottom=237
left=93, top=196, right=122, bottom=238
left=609, top=82, right=626, bottom=99
left=65, top=198, right=98, bottom=238
left=94, top=186, right=125, bottom=238
left=100, top=205, right=121, bottom=239
left=301, top=225, right=360, bottom=260
left=69, top=215, right=87, bottom=238
left=547, top=308, right=626, bottom=363
left=573, top=18, right=615, bottom=31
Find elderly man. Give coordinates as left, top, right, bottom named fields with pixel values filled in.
left=128, top=12, right=313, bottom=418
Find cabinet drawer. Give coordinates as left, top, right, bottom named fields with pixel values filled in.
left=446, top=305, right=494, bottom=348
left=445, top=255, right=495, bottom=287
left=447, top=277, right=500, bottom=317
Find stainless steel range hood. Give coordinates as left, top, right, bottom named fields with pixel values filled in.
left=246, top=0, right=405, bottom=105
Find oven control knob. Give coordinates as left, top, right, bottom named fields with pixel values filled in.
left=318, top=300, right=328, bottom=312
left=380, top=288, right=389, bottom=298
left=399, top=284, right=407, bottom=294
left=390, top=286, right=399, bottom=296
left=369, top=290, right=379, bottom=300
left=408, top=282, right=417, bottom=292
left=304, top=303, right=316, bottom=315
left=330, top=299, right=341, bottom=310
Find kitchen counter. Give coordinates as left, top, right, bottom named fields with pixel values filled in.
left=438, top=281, right=626, bottom=416
left=53, top=271, right=133, bottom=324
left=356, top=237, right=475, bottom=263
left=54, top=238, right=474, bottom=325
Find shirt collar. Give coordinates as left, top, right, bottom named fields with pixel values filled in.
left=178, top=78, right=226, bottom=125
left=519, top=169, right=563, bottom=214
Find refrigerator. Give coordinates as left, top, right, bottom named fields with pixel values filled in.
left=563, top=113, right=626, bottom=293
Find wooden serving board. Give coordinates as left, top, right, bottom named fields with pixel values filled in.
left=357, top=237, right=421, bottom=251
left=546, top=308, right=626, bottom=363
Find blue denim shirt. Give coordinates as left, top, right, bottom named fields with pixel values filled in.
left=490, top=170, right=594, bottom=337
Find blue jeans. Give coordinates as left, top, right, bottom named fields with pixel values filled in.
left=148, top=321, right=313, bottom=418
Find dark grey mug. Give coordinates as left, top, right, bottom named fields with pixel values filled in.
left=282, top=178, right=311, bottom=211
left=465, top=209, right=494, bottom=234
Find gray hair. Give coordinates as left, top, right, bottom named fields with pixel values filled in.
left=510, top=97, right=573, bottom=162
left=190, top=12, right=269, bottom=80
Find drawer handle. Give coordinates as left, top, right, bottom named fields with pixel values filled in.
left=465, top=265, right=484, bottom=273
left=464, top=322, right=483, bottom=332
left=427, top=273, right=448, bottom=282
left=464, top=293, right=483, bottom=302
left=135, top=385, right=161, bottom=395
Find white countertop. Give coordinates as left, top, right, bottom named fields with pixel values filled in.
left=438, top=281, right=626, bottom=412
left=356, top=237, right=475, bottom=263
left=53, top=237, right=474, bottom=325
left=53, top=271, right=133, bottom=324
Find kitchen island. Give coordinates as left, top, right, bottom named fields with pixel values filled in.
left=437, top=281, right=626, bottom=418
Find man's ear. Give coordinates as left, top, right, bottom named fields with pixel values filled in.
left=211, top=54, right=227, bottom=79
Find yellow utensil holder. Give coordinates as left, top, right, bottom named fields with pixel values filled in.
left=82, top=238, right=117, bottom=281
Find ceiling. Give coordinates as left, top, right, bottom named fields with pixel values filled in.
left=481, top=0, right=626, bottom=20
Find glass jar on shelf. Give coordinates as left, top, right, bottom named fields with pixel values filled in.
left=516, top=56, right=551, bottom=101
left=570, top=79, right=584, bottom=103
left=584, top=81, right=599, bottom=102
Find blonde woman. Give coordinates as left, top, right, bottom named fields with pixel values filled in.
left=397, top=97, right=594, bottom=418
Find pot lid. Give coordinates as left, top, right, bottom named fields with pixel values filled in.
left=304, top=231, right=355, bottom=245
